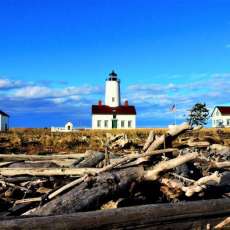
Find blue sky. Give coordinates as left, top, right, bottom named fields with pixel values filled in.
left=0, top=0, right=229, bottom=127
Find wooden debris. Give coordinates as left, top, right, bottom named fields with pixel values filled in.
left=0, top=167, right=100, bottom=176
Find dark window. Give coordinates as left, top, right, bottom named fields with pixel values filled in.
left=97, top=120, right=101, bottom=127
left=121, top=120, right=125, bottom=128
left=104, top=120, right=108, bottom=128
left=128, top=120, right=132, bottom=128
left=112, top=97, right=115, bottom=102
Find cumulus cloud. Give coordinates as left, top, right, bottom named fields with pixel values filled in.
left=1, top=73, right=229, bottom=127
left=0, top=78, right=24, bottom=90
left=125, top=73, right=230, bottom=124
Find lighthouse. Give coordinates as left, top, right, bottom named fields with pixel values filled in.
left=105, top=71, right=121, bottom=107
left=91, top=71, right=136, bottom=129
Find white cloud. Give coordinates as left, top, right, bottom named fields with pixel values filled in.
left=226, top=44, right=230, bottom=48
left=0, top=78, right=24, bottom=89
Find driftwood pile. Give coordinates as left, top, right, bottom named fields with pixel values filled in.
left=0, top=123, right=230, bottom=228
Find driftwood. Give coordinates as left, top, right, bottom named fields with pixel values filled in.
left=143, top=130, right=154, bottom=151
left=182, top=172, right=221, bottom=197
left=0, top=167, right=100, bottom=176
left=0, top=122, right=229, bottom=227
left=215, top=216, right=230, bottom=229
left=144, top=152, right=198, bottom=181
left=1, top=199, right=230, bottom=230
left=145, top=122, right=190, bottom=154
left=75, top=151, right=105, bottom=168
left=0, top=154, right=85, bottom=162
left=28, top=167, right=145, bottom=216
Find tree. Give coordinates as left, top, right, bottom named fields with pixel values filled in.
left=187, top=103, right=209, bottom=126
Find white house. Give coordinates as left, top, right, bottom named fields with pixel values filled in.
left=92, top=71, right=136, bottom=129
left=51, top=121, right=79, bottom=132
left=211, top=106, right=230, bottom=127
left=0, top=110, right=9, bottom=132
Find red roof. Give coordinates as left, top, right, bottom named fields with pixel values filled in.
left=92, top=105, right=136, bottom=115
left=0, top=110, right=9, bottom=117
left=217, top=106, right=230, bottom=115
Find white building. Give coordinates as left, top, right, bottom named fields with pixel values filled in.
left=211, top=106, right=230, bottom=127
left=51, top=121, right=79, bottom=132
left=0, top=110, right=9, bottom=132
left=92, top=71, right=136, bottom=129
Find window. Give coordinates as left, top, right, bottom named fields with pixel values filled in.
left=113, top=114, right=116, bottom=119
left=216, top=110, right=220, bottom=116
left=104, top=120, right=108, bottom=128
left=112, top=97, right=115, bottom=102
left=128, top=120, right=132, bottom=128
left=97, top=120, right=101, bottom=128
left=227, top=119, right=230, bottom=126
left=121, top=120, right=125, bottom=128
left=217, top=119, right=223, bottom=127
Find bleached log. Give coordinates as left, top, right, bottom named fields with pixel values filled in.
left=211, top=161, right=230, bottom=169
left=215, top=217, right=230, bottom=229
left=187, top=140, right=210, bottom=147
left=146, top=122, right=191, bottom=154
left=144, top=152, right=198, bottom=181
left=143, top=130, right=155, bottom=151
left=14, top=197, right=42, bottom=205
left=167, top=122, right=191, bottom=136
left=182, top=172, right=221, bottom=197
left=145, top=135, right=165, bottom=153
left=0, top=167, right=100, bottom=176
left=75, top=151, right=105, bottom=168
left=0, top=153, right=85, bottom=162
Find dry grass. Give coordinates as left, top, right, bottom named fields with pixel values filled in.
left=0, top=127, right=229, bottom=155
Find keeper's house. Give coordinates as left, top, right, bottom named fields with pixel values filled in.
left=92, top=71, right=136, bottom=129
left=0, top=110, right=9, bottom=131
left=211, top=106, right=230, bottom=128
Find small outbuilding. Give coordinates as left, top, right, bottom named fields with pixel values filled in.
left=51, top=121, right=78, bottom=132
left=0, top=110, right=9, bottom=132
left=210, top=106, right=230, bottom=127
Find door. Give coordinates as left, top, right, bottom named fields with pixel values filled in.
left=112, top=119, right=117, bottom=129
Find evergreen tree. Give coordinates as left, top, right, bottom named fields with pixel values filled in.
left=187, top=103, right=209, bottom=126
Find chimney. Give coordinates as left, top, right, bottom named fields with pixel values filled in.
left=124, top=100, right=128, bottom=106
left=98, top=100, right=102, bottom=106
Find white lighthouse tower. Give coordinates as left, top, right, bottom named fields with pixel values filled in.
left=92, top=71, right=136, bottom=129
left=105, top=71, right=121, bottom=107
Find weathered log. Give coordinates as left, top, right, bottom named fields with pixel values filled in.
left=144, top=152, right=198, bottom=181
left=215, top=216, right=230, bottom=229
left=75, top=151, right=105, bottom=168
left=39, top=148, right=176, bottom=204
left=8, top=161, right=59, bottom=168
left=187, top=140, right=210, bottom=147
left=211, top=161, right=230, bottom=169
left=28, top=167, right=145, bottom=216
left=146, top=122, right=190, bottom=154
left=0, top=154, right=85, bottom=162
left=2, top=199, right=230, bottom=229
left=143, top=130, right=155, bottom=151
left=182, top=172, right=221, bottom=197
left=0, top=167, right=100, bottom=176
